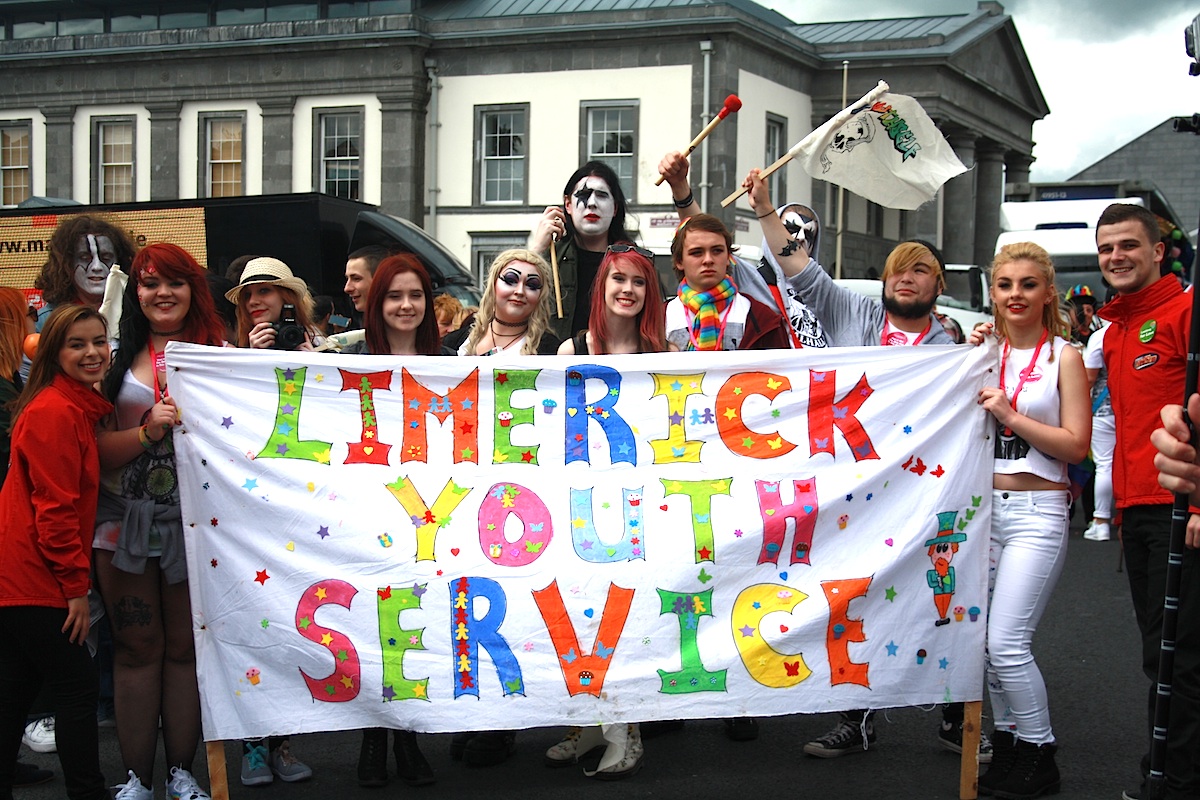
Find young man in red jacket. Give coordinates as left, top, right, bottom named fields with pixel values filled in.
left=1095, top=202, right=1197, bottom=800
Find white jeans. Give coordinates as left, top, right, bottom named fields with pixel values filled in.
left=986, top=489, right=1068, bottom=745
left=1091, top=413, right=1115, bottom=520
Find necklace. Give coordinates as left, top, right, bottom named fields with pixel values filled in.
left=494, top=317, right=528, bottom=329
left=151, top=327, right=184, bottom=336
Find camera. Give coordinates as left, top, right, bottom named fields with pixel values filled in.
left=272, top=303, right=308, bottom=350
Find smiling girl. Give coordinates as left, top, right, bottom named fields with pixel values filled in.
left=0, top=306, right=113, bottom=800
left=557, top=243, right=665, bottom=356
left=970, top=242, right=1090, bottom=798
left=444, top=250, right=560, bottom=357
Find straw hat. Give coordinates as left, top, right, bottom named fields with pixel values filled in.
left=225, top=257, right=309, bottom=303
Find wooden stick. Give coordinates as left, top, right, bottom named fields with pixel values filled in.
left=655, top=114, right=726, bottom=186
left=206, top=740, right=230, bottom=800
left=550, top=235, right=564, bottom=319
left=958, top=700, right=983, bottom=799
left=720, top=151, right=794, bottom=208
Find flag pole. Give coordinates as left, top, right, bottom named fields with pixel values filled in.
left=834, top=60, right=849, bottom=280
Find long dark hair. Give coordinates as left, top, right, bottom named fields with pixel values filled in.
left=561, top=161, right=633, bottom=247
left=363, top=254, right=442, bottom=356
left=586, top=245, right=666, bottom=353
left=12, top=305, right=107, bottom=425
left=103, top=243, right=226, bottom=402
left=35, top=215, right=138, bottom=305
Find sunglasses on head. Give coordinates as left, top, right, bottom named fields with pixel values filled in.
left=499, top=270, right=543, bottom=293
left=607, top=243, right=654, bottom=261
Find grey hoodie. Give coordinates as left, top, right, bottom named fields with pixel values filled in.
left=729, top=203, right=829, bottom=348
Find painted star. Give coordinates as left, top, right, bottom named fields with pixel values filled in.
left=670, top=380, right=683, bottom=392
left=283, top=368, right=297, bottom=380
left=461, top=398, right=474, bottom=410
left=732, top=386, right=743, bottom=395
left=939, top=657, right=950, bottom=670
left=461, top=447, right=474, bottom=459
left=254, top=569, right=269, bottom=585
left=669, top=411, right=684, bottom=426
left=411, top=683, right=427, bottom=698
left=315, top=587, right=327, bottom=600
left=697, top=546, right=712, bottom=560
left=340, top=675, right=354, bottom=689
left=521, top=450, right=534, bottom=463
left=320, top=632, right=333, bottom=646
left=739, top=625, right=755, bottom=638
left=336, top=649, right=349, bottom=663
left=885, top=586, right=898, bottom=602
left=496, top=372, right=508, bottom=384
left=281, top=403, right=295, bottom=415
left=382, top=685, right=396, bottom=700
left=298, top=616, right=311, bottom=629
left=316, top=526, right=329, bottom=539
left=461, top=422, right=473, bottom=434
left=243, top=478, right=259, bottom=491
left=221, top=416, right=234, bottom=429
left=886, top=640, right=899, bottom=656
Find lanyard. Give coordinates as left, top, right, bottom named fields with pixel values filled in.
left=684, top=300, right=735, bottom=351
left=880, top=316, right=931, bottom=347
left=147, top=339, right=168, bottom=403
left=998, top=329, right=1049, bottom=435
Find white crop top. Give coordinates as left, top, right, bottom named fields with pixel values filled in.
left=993, top=335, right=1069, bottom=485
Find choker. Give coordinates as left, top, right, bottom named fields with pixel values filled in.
left=151, top=327, right=184, bottom=336
left=493, top=317, right=529, bottom=329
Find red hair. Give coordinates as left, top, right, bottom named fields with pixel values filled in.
left=363, top=254, right=441, bottom=356
left=132, top=243, right=226, bottom=346
left=586, top=246, right=666, bottom=353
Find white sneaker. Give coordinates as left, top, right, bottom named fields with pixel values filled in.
left=113, top=771, right=153, bottom=800
left=21, top=717, right=56, bottom=753
left=166, top=766, right=211, bottom=800
left=1083, top=521, right=1111, bottom=541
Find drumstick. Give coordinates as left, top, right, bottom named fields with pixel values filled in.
left=550, top=233, right=564, bottom=318
left=655, top=94, right=742, bottom=186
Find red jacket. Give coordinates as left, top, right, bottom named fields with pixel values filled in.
left=0, top=374, right=112, bottom=608
left=1099, top=275, right=1192, bottom=509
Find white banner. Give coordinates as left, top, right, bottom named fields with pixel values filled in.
left=167, top=342, right=998, bottom=741
left=791, top=80, right=968, bottom=211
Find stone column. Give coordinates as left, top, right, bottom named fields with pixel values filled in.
left=379, top=82, right=430, bottom=223
left=973, top=141, right=1006, bottom=268
left=259, top=97, right=296, bottom=196
left=941, top=128, right=978, bottom=265
left=1004, top=151, right=1035, bottom=200
left=146, top=101, right=182, bottom=200
left=40, top=105, right=75, bottom=200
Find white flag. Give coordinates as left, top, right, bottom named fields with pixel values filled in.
left=791, top=81, right=968, bottom=210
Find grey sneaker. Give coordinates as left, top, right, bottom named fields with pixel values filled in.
left=241, top=741, right=272, bottom=786
left=270, top=740, right=313, bottom=782
left=803, top=715, right=876, bottom=757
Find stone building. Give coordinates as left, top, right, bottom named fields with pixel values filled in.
left=0, top=0, right=1047, bottom=281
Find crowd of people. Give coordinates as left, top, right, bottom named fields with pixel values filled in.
left=0, top=151, right=1196, bottom=800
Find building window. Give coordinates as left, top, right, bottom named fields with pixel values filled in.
left=0, top=122, right=31, bottom=207
left=476, top=105, right=527, bottom=205
left=582, top=102, right=637, bottom=199
left=765, top=114, right=787, bottom=205
left=470, top=232, right=528, bottom=287
left=202, top=115, right=244, bottom=198
left=316, top=109, right=362, bottom=200
left=95, top=118, right=135, bottom=203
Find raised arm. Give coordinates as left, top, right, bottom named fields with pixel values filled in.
left=744, top=169, right=808, bottom=276
left=657, top=151, right=701, bottom=219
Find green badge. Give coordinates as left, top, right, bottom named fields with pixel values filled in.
left=1140, top=320, right=1157, bottom=343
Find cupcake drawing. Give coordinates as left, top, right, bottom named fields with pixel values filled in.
left=916, top=649, right=927, bottom=665
left=579, top=670, right=594, bottom=686
left=954, top=605, right=966, bottom=622
left=246, top=668, right=261, bottom=685
left=542, top=399, right=557, bottom=415
left=498, top=411, right=514, bottom=427
left=969, top=606, right=981, bottom=622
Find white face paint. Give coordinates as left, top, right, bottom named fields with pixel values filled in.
left=566, top=176, right=615, bottom=245
left=778, top=207, right=818, bottom=249
left=73, top=234, right=116, bottom=301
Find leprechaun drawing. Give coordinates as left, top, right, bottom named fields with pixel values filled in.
left=925, top=510, right=965, bottom=627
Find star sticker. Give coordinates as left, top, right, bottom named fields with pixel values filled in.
left=885, top=586, right=898, bottom=601
left=382, top=685, right=396, bottom=700
left=521, top=450, right=534, bottom=463
left=670, top=380, right=682, bottom=392
left=580, top=539, right=593, bottom=550
left=771, top=409, right=781, bottom=418
left=320, top=632, right=333, bottom=646
left=315, top=373, right=324, bottom=382
left=408, top=399, right=421, bottom=409
left=734, top=529, right=743, bottom=538
left=739, top=625, right=755, bottom=638
left=283, top=368, right=296, bottom=380
left=221, top=416, right=233, bottom=429
left=276, top=444, right=288, bottom=455
left=698, top=546, right=712, bottom=560
left=299, top=616, right=311, bottom=629
left=461, top=422, right=473, bottom=434
left=572, top=517, right=586, bottom=529
left=669, top=411, right=684, bottom=426
left=315, top=587, right=327, bottom=600
left=336, top=649, right=349, bottom=663
left=886, top=640, right=898, bottom=656
left=903, top=425, right=912, bottom=434
left=316, top=526, right=329, bottom=539
left=732, top=386, right=742, bottom=395
left=939, top=657, right=949, bottom=670
left=461, top=447, right=474, bottom=459
left=260, top=619, right=270, bottom=628
left=210, top=559, right=218, bottom=567
left=340, top=675, right=354, bottom=689
left=210, top=517, right=218, bottom=526
left=741, top=436, right=754, bottom=448
left=411, top=683, right=427, bottom=698
left=724, top=408, right=738, bottom=421
left=243, top=478, right=259, bottom=491
left=461, top=398, right=474, bottom=410
left=496, top=372, right=509, bottom=384
left=281, top=403, right=295, bottom=415
left=609, top=388, right=619, bottom=396
left=752, top=601, right=761, bottom=609
left=254, top=569, right=269, bottom=585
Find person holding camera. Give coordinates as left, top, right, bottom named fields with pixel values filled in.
left=226, top=257, right=324, bottom=351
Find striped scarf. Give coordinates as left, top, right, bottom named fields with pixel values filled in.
left=679, top=276, right=737, bottom=351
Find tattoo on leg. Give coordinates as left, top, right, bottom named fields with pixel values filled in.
left=113, top=596, right=154, bottom=629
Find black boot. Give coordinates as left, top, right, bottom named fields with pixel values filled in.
left=358, top=727, right=389, bottom=787
left=993, top=739, right=1060, bottom=800
left=393, top=729, right=435, bottom=786
left=978, top=730, right=1016, bottom=796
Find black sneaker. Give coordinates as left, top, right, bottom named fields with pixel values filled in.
left=938, top=719, right=994, bottom=763
left=1121, top=789, right=1142, bottom=800
left=803, top=715, right=876, bottom=757
left=462, top=730, right=517, bottom=767
left=14, top=761, right=53, bottom=788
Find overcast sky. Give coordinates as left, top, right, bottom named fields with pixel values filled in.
left=762, top=0, right=1200, bottom=183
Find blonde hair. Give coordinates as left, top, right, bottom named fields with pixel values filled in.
left=882, top=241, right=945, bottom=295
left=990, top=241, right=1069, bottom=354
left=466, top=249, right=554, bottom=356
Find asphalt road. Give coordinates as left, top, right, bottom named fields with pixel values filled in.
left=18, top=520, right=1145, bottom=800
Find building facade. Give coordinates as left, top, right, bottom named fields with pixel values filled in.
left=0, top=0, right=1048, bottom=282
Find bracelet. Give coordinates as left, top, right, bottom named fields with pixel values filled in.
left=673, top=191, right=695, bottom=209
left=756, top=208, right=776, bottom=219
left=137, top=425, right=155, bottom=449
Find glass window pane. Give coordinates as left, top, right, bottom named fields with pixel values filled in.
left=216, top=3, right=266, bottom=25
left=161, top=11, right=210, bottom=28
left=112, top=14, right=158, bottom=32
left=59, top=17, right=104, bottom=35
left=267, top=3, right=319, bottom=21
left=13, top=20, right=55, bottom=38
left=1, top=124, right=31, bottom=207
left=328, top=2, right=369, bottom=18
left=586, top=106, right=635, bottom=190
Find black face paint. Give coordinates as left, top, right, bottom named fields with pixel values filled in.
left=573, top=187, right=596, bottom=206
